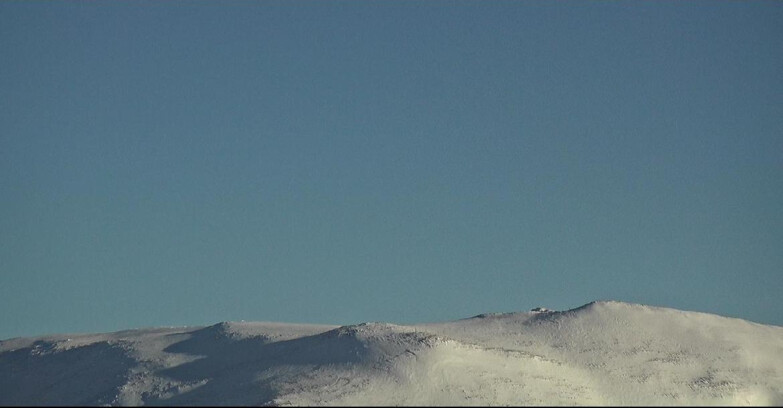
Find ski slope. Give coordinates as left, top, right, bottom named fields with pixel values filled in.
left=1, top=301, right=782, bottom=406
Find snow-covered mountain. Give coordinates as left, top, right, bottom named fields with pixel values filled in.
left=2, top=301, right=782, bottom=406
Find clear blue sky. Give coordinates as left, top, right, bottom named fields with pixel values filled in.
left=1, top=1, right=782, bottom=340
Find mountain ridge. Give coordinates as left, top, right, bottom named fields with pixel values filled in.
left=2, top=300, right=782, bottom=406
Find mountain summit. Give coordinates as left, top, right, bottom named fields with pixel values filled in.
left=2, top=301, right=781, bottom=406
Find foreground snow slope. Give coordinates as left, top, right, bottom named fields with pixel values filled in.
left=1, top=301, right=782, bottom=406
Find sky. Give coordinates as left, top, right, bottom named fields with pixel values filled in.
left=1, top=1, right=782, bottom=340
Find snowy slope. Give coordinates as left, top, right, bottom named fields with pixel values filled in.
left=1, top=301, right=782, bottom=406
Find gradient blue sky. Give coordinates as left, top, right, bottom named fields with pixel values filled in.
left=1, top=1, right=782, bottom=340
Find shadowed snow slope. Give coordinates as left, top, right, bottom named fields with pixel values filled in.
left=1, top=301, right=782, bottom=406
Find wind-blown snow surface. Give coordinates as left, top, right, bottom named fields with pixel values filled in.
left=2, top=301, right=782, bottom=406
